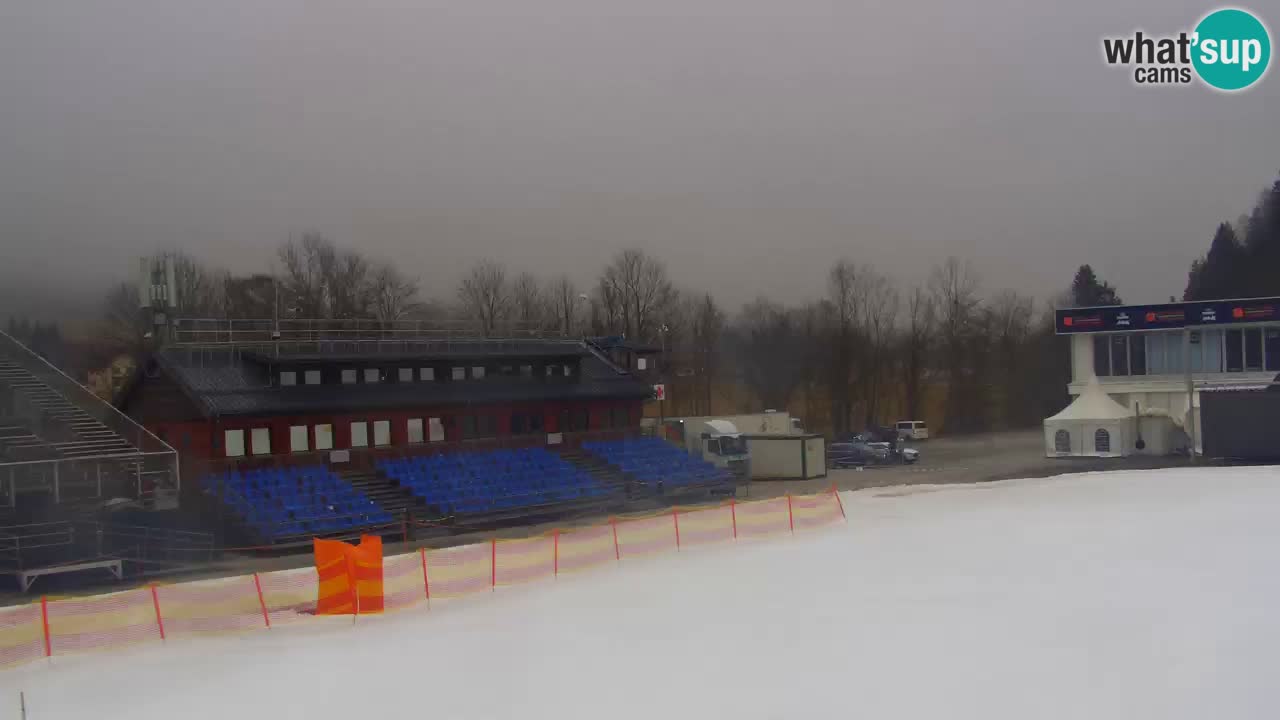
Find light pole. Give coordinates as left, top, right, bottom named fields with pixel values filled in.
left=659, top=324, right=669, bottom=427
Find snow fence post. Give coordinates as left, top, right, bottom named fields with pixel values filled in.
left=150, top=584, right=166, bottom=641
left=253, top=573, right=271, bottom=628
left=491, top=538, right=497, bottom=592
left=786, top=494, right=794, bottom=535
left=730, top=499, right=737, bottom=539
left=610, top=517, right=620, bottom=561
left=553, top=530, right=560, bottom=577
left=673, top=509, right=681, bottom=551
left=830, top=483, right=846, bottom=520
left=39, top=596, right=51, bottom=658
left=420, top=548, right=431, bottom=607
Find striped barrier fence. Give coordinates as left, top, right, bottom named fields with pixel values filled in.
left=0, top=487, right=846, bottom=669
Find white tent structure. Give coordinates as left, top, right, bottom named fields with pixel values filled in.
left=1044, top=380, right=1133, bottom=457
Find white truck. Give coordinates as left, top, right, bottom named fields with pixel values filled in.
left=661, top=417, right=751, bottom=479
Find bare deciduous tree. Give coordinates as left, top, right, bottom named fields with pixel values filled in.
left=898, top=287, right=935, bottom=421
left=457, top=261, right=509, bottom=336
left=732, top=298, right=803, bottom=411
left=100, top=283, right=147, bottom=351
left=548, top=276, right=583, bottom=336
left=370, top=264, right=420, bottom=323
left=600, top=249, right=674, bottom=342
left=510, top=272, right=547, bottom=333
left=690, top=293, right=725, bottom=415
left=277, top=232, right=335, bottom=317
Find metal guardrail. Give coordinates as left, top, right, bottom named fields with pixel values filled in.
left=0, top=520, right=214, bottom=572
left=173, top=318, right=568, bottom=345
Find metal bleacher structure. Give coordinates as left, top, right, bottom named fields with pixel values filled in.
left=0, top=330, right=196, bottom=591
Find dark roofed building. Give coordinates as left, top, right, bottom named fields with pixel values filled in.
left=119, top=337, right=653, bottom=461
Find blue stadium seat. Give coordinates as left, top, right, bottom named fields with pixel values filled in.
left=200, top=464, right=394, bottom=542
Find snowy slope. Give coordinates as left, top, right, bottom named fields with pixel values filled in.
left=5, top=467, right=1280, bottom=719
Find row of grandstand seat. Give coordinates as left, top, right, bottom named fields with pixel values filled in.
left=378, top=447, right=617, bottom=516
left=581, top=438, right=733, bottom=493
left=201, top=466, right=393, bottom=540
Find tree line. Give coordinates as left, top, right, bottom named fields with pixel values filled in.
left=95, top=228, right=1138, bottom=435
left=1184, top=175, right=1280, bottom=301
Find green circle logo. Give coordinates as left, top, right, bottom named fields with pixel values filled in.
left=1192, top=8, right=1271, bottom=91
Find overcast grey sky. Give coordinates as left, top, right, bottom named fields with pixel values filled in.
left=1, top=0, right=1276, bottom=319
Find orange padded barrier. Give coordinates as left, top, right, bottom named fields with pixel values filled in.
left=315, top=535, right=384, bottom=615
left=0, top=489, right=847, bottom=667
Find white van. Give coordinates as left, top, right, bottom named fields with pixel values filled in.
left=894, top=420, right=929, bottom=441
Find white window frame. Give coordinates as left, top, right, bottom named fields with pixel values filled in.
left=407, top=418, right=424, bottom=444
left=373, top=420, right=391, bottom=447
left=637, top=357, right=647, bottom=370
left=250, top=428, right=271, bottom=456
left=472, top=366, right=486, bottom=380
left=305, top=370, right=322, bottom=385
left=420, top=367, right=435, bottom=381
left=364, top=368, right=381, bottom=383
left=280, top=371, right=297, bottom=386
left=350, top=421, right=369, bottom=448
left=224, top=429, right=245, bottom=458
left=451, top=366, right=465, bottom=380
left=428, top=417, right=445, bottom=442
left=314, top=424, right=334, bottom=451
left=341, top=369, right=357, bottom=384
left=289, top=425, right=309, bottom=453
left=398, top=368, right=414, bottom=382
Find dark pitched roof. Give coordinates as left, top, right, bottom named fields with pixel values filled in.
left=153, top=340, right=652, bottom=418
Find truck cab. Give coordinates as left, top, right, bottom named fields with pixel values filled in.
left=699, top=419, right=750, bottom=479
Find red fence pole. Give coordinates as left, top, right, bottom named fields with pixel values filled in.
left=150, top=585, right=166, bottom=641
left=610, top=517, right=620, bottom=561
left=786, top=494, right=795, bottom=535
left=673, top=509, right=681, bottom=551
left=491, top=538, right=497, bottom=591
left=830, top=483, right=846, bottom=520
left=39, top=596, right=51, bottom=658
left=420, top=548, right=431, bottom=604
left=253, top=573, right=271, bottom=629
left=553, top=530, right=560, bottom=577
left=730, top=499, right=738, bottom=540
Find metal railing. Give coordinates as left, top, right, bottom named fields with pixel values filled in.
left=173, top=318, right=571, bottom=345
left=0, top=520, right=215, bottom=572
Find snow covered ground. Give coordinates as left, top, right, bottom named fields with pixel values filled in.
left=5, top=467, right=1280, bottom=719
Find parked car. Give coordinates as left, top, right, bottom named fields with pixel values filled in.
left=828, top=441, right=890, bottom=468
left=894, top=420, right=930, bottom=441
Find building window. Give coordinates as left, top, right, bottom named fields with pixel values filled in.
left=398, top=368, right=414, bottom=382
left=512, top=412, right=544, bottom=435
left=1093, top=336, right=1111, bottom=377
left=280, top=371, right=297, bottom=386
left=1093, top=428, right=1111, bottom=454
left=351, top=421, right=369, bottom=448
left=545, top=364, right=559, bottom=377
left=1110, top=336, right=1128, bottom=377
left=520, top=365, right=533, bottom=378
left=428, top=417, right=444, bottom=442
left=251, top=428, right=271, bottom=456
left=469, top=366, right=484, bottom=380
left=461, top=415, right=477, bottom=439
left=1054, top=429, right=1071, bottom=454
left=451, top=366, right=465, bottom=381
left=373, top=420, right=391, bottom=446
left=315, top=424, right=334, bottom=451
left=289, top=425, right=309, bottom=453
left=407, top=418, right=424, bottom=444
left=1266, top=329, right=1280, bottom=371
left=563, top=364, right=573, bottom=377
left=1244, top=328, right=1263, bottom=371
left=224, top=429, right=245, bottom=458
left=364, top=368, right=381, bottom=383
left=637, top=357, right=647, bottom=370
left=420, top=367, right=435, bottom=381
left=341, top=369, right=357, bottom=384
left=1226, top=329, right=1244, bottom=372
left=305, top=370, right=322, bottom=385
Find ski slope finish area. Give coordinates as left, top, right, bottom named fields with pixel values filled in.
left=5, top=467, right=1279, bottom=719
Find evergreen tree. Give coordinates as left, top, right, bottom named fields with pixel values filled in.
left=1242, top=179, right=1280, bottom=297
left=1069, top=265, right=1123, bottom=307
left=1184, top=223, right=1243, bottom=300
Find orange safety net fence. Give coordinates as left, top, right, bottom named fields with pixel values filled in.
left=0, top=487, right=846, bottom=668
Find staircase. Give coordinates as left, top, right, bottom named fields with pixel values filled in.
left=339, top=468, right=422, bottom=522
left=557, top=449, right=633, bottom=497
left=0, top=359, right=138, bottom=459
